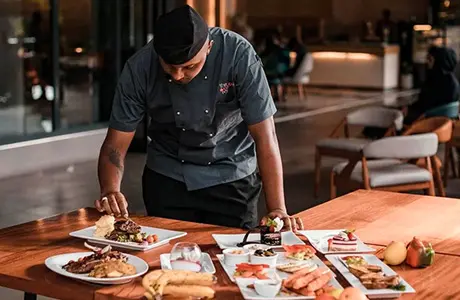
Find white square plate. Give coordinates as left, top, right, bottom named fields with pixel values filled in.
left=298, top=230, right=375, bottom=254
left=70, top=226, right=187, bottom=251
left=217, top=252, right=343, bottom=299
left=212, top=231, right=305, bottom=249
left=160, top=253, right=216, bottom=274
left=325, top=254, right=415, bottom=299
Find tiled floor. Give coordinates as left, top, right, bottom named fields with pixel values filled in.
left=0, top=88, right=458, bottom=299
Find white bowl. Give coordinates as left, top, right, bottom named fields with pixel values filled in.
left=243, top=244, right=271, bottom=253
left=250, top=252, right=278, bottom=268
left=222, top=248, right=249, bottom=266
left=254, top=279, right=282, bottom=298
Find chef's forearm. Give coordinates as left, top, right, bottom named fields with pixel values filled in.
left=98, top=142, right=125, bottom=196
left=255, top=135, right=286, bottom=213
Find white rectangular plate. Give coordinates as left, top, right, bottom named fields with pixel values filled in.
left=218, top=252, right=342, bottom=299
left=160, top=253, right=216, bottom=274
left=213, top=231, right=305, bottom=249
left=70, top=226, right=187, bottom=251
left=298, top=230, right=375, bottom=254
left=325, top=254, right=415, bottom=299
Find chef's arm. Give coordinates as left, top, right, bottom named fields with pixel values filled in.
left=96, top=128, right=134, bottom=217
left=248, top=117, right=287, bottom=213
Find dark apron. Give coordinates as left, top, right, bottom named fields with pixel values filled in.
left=142, top=167, right=261, bottom=229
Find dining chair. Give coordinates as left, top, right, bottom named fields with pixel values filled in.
left=314, top=106, right=404, bottom=198
left=330, top=133, right=438, bottom=199
left=283, top=53, right=313, bottom=100
left=444, top=120, right=460, bottom=184
left=402, top=117, right=453, bottom=196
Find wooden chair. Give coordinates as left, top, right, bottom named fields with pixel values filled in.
left=330, top=133, right=438, bottom=199
left=444, top=120, right=460, bottom=183
left=314, top=106, right=404, bottom=197
left=402, top=117, right=453, bottom=197
left=283, top=53, right=313, bottom=100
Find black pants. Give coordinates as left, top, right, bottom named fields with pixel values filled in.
left=142, top=167, right=261, bottom=229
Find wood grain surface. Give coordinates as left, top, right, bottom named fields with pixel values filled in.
left=0, top=190, right=458, bottom=299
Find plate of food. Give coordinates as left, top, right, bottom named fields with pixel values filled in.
left=234, top=260, right=343, bottom=299
left=298, top=229, right=375, bottom=254
left=70, top=215, right=187, bottom=251
left=142, top=269, right=216, bottom=299
left=325, top=254, right=415, bottom=298
left=217, top=245, right=323, bottom=283
left=45, top=243, right=149, bottom=285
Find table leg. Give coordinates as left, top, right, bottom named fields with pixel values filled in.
left=24, top=292, right=37, bottom=300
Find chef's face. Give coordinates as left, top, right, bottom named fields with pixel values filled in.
left=160, top=39, right=213, bottom=84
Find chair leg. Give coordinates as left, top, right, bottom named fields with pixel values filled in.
left=443, top=143, right=450, bottom=187
left=431, top=156, right=445, bottom=197
left=314, top=150, right=321, bottom=198
left=297, top=83, right=304, bottom=100
left=427, top=179, right=436, bottom=196
left=330, top=171, right=337, bottom=199
left=450, top=148, right=458, bottom=178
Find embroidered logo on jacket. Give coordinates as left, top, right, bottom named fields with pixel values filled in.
left=219, top=82, right=234, bottom=94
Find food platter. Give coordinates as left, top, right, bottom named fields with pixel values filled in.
left=45, top=251, right=149, bottom=285
left=326, top=254, right=415, bottom=298
left=212, top=231, right=305, bottom=249
left=298, top=229, right=375, bottom=254
left=70, top=225, right=187, bottom=251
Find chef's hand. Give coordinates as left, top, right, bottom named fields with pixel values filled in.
left=95, top=191, right=129, bottom=218
left=260, top=209, right=304, bottom=232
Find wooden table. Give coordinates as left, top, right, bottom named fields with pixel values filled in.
left=0, top=190, right=459, bottom=300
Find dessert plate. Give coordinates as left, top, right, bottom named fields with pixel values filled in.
left=213, top=231, right=305, bottom=250
left=298, top=230, right=375, bottom=254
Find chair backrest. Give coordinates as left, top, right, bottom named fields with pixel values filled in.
left=292, top=53, right=314, bottom=81
left=346, top=106, right=404, bottom=131
left=363, top=133, right=438, bottom=159
left=403, top=117, right=453, bottom=143
left=425, top=101, right=459, bottom=119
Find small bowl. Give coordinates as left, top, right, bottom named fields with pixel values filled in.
left=254, top=279, right=282, bottom=298
left=250, top=251, right=278, bottom=268
left=243, top=244, right=271, bottom=253
left=222, top=248, right=249, bottom=266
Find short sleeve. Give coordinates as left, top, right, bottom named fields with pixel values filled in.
left=109, top=61, right=146, bottom=132
left=235, top=47, right=277, bottom=125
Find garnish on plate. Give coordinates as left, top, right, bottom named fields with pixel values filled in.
left=342, top=255, right=367, bottom=266
left=283, top=245, right=316, bottom=261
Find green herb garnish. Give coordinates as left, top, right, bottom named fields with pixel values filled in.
left=391, top=283, right=406, bottom=291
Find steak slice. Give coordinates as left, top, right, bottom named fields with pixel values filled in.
left=114, top=219, right=141, bottom=234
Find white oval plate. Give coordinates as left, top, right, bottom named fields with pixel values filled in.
left=45, top=252, right=149, bottom=285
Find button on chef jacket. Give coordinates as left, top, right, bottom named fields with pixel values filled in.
left=109, top=27, right=277, bottom=191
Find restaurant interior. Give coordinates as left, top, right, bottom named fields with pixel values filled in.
left=0, top=0, right=460, bottom=299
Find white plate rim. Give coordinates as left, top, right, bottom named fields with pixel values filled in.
left=160, top=253, right=216, bottom=274
left=45, top=251, right=149, bottom=283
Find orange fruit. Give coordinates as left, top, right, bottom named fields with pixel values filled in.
left=339, top=287, right=368, bottom=300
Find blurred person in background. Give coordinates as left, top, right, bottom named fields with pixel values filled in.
left=403, top=46, right=460, bottom=125
left=259, top=30, right=290, bottom=102
left=284, top=37, right=307, bottom=78
left=376, top=9, right=397, bottom=43
left=231, top=13, right=254, bottom=44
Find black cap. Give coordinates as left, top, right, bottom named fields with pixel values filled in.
left=153, top=5, right=208, bottom=65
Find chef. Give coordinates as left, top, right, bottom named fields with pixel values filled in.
left=95, top=5, right=303, bottom=230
